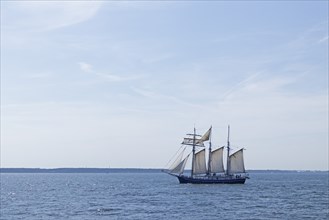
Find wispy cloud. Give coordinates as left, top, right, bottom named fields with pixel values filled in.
left=318, top=36, right=329, bottom=44
left=285, top=21, right=328, bottom=49
left=131, top=87, right=203, bottom=108
left=220, top=72, right=262, bottom=100
left=141, top=53, right=175, bottom=64
left=96, top=73, right=144, bottom=82
left=2, top=1, right=102, bottom=32
left=213, top=31, right=285, bottom=43
left=23, top=72, right=53, bottom=79
left=78, top=62, right=144, bottom=82
left=78, top=62, right=93, bottom=73
left=218, top=72, right=306, bottom=105
left=243, top=76, right=297, bottom=93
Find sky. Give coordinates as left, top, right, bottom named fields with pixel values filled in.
left=1, top=1, right=328, bottom=170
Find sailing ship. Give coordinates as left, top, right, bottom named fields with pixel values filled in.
left=163, top=126, right=249, bottom=184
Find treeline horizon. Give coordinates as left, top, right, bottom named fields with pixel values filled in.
left=0, top=168, right=327, bottom=173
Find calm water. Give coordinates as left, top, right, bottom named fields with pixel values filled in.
left=1, top=171, right=328, bottom=219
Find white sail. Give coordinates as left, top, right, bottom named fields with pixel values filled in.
left=169, top=154, right=190, bottom=174
left=182, top=138, right=203, bottom=146
left=195, top=127, right=212, bottom=144
left=193, top=149, right=207, bottom=174
left=210, top=147, right=225, bottom=173
left=168, top=148, right=185, bottom=171
left=229, top=149, right=245, bottom=173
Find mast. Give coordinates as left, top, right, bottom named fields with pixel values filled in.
left=226, top=125, right=230, bottom=175
left=207, top=126, right=212, bottom=175
left=191, top=127, right=196, bottom=177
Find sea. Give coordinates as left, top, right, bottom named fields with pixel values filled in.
left=1, top=171, right=328, bottom=219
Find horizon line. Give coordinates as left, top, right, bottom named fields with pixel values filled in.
left=0, top=167, right=328, bottom=172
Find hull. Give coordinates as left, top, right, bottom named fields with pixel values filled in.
left=177, top=175, right=247, bottom=184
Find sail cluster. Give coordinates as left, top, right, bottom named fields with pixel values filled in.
left=168, top=127, right=246, bottom=176
left=181, top=127, right=211, bottom=146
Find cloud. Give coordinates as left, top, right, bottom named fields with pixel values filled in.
left=284, top=21, right=328, bottom=49
left=78, top=62, right=144, bottom=82
left=220, top=72, right=262, bottom=100
left=78, top=62, right=93, bottom=73
left=318, top=36, right=329, bottom=44
left=216, top=73, right=315, bottom=114
left=22, top=72, right=53, bottom=79
left=96, top=72, right=144, bottom=82
left=2, top=1, right=102, bottom=32
left=214, top=73, right=327, bottom=127
left=243, top=76, right=296, bottom=93
left=141, top=53, right=175, bottom=64
left=131, top=87, right=203, bottom=108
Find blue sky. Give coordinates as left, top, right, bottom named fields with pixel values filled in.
left=1, top=1, right=328, bottom=170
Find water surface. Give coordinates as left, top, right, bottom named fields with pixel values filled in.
left=1, top=171, right=328, bottom=219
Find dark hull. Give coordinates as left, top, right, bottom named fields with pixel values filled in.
left=177, top=175, right=247, bottom=184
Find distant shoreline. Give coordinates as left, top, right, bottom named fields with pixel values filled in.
left=0, top=168, right=327, bottom=173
